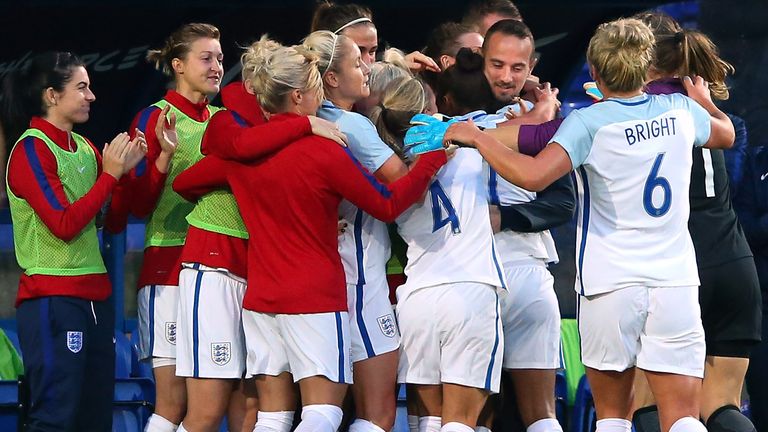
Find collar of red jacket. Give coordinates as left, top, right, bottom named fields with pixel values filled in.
left=29, top=117, right=75, bottom=150
left=164, top=89, right=211, bottom=122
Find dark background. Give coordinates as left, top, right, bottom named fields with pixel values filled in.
left=0, top=0, right=682, bottom=145
left=2, top=0, right=764, bottom=146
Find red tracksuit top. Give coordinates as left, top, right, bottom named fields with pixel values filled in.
left=173, top=112, right=446, bottom=314
left=179, top=82, right=312, bottom=278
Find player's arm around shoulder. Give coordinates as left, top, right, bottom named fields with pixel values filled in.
left=172, top=156, right=230, bottom=202
left=200, top=109, right=241, bottom=157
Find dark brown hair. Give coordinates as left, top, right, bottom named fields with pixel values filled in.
left=463, top=0, right=522, bottom=32
left=310, top=1, right=374, bottom=33
left=634, top=11, right=734, bottom=100
left=1, top=52, right=85, bottom=143
left=437, top=48, right=499, bottom=115
left=482, top=19, right=534, bottom=55
left=146, top=23, right=221, bottom=76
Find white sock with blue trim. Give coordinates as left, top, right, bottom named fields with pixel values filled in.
left=144, top=414, right=178, bottom=432
left=254, top=411, right=295, bottom=432
left=294, top=404, right=343, bottom=432
left=175, top=423, right=187, bottom=432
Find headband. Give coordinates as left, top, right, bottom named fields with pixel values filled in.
left=322, top=33, right=339, bottom=76
left=334, top=17, right=372, bottom=34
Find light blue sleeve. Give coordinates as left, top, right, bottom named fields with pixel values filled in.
left=681, top=94, right=712, bottom=147
left=549, top=110, right=593, bottom=168
left=337, top=112, right=395, bottom=173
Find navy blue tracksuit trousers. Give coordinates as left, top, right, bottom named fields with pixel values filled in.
left=17, top=296, right=115, bottom=432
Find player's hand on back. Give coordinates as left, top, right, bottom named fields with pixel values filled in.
left=443, top=119, right=482, bottom=149
left=404, top=114, right=455, bottom=156
left=309, top=116, right=348, bottom=147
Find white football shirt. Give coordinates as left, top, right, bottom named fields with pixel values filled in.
left=551, top=93, right=712, bottom=295
left=396, top=149, right=507, bottom=302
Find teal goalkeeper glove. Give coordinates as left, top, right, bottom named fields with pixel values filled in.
left=403, top=114, right=456, bottom=157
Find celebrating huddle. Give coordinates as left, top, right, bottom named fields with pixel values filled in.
left=1, top=2, right=759, bottom=432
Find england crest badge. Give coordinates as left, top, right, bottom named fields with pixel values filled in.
left=165, top=322, right=177, bottom=345
left=67, top=331, right=83, bottom=353
left=211, top=342, right=232, bottom=366
left=377, top=314, right=397, bottom=338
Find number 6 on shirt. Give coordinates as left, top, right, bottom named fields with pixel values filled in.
left=643, top=152, right=672, bottom=217
left=430, top=180, right=461, bottom=234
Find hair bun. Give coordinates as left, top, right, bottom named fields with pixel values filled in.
left=455, top=47, right=483, bottom=72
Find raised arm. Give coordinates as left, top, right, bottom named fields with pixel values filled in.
left=326, top=146, right=447, bottom=222
left=486, top=118, right=563, bottom=155
left=445, top=121, right=572, bottom=192
left=203, top=112, right=308, bottom=161
left=683, top=75, right=735, bottom=150
left=203, top=111, right=346, bottom=162
left=124, top=105, right=176, bottom=218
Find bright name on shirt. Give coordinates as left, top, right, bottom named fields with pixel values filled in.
left=625, top=116, right=677, bottom=145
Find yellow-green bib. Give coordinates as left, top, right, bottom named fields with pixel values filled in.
left=185, top=109, right=248, bottom=239
left=6, top=128, right=106, bottom=276
left=143, top=100, right=222, bottom=248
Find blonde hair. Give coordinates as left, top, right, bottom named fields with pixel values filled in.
left=634, top=12, right=733, bottom=100
left=147, top=23, right=220, bottom=77
left=368, top=50, right=412, bottom=95
left=302, top=30, right=349, bottom=76
left=587, top=18, right=655, bottom=93
left=367, top=76, right=426, bottom=158
left=240, top=35, right=324, bottom=113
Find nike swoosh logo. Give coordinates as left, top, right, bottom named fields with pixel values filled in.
left=761, top=173, right=768, bottom=181
left=78, top=166, right=85, bottom=173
